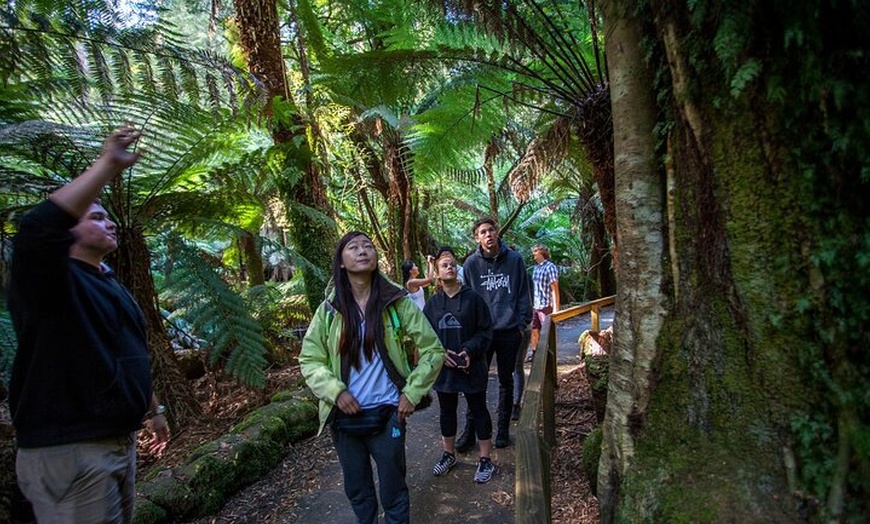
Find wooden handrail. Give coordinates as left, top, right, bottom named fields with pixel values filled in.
left=515, top=295, right=615, bottom=524
left=516, top=319, right=555, bottom=524
left=549, top=295, right=615, bottom=326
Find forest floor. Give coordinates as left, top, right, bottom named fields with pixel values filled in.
left=3, top=312, right=608, bottom=523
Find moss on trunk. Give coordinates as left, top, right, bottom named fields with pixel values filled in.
left=601, top=1, right=868, bottom=522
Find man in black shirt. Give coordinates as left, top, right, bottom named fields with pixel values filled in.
left=8, top=127, right=170, bottom=523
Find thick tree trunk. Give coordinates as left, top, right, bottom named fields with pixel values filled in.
left=110, top=227, right=202, bottom=423
left=600, top=1, right=868, bottom=521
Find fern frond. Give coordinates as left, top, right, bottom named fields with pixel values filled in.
left=0, top=4, right=259, bottom=110
left=507, top=116, right=570, bottom=202
left=160, top=237, right=268, bottom=387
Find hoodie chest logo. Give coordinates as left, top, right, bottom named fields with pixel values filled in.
left=438, top=313, right=463, bottom=330
left=480, top=272, right=511, bottom=293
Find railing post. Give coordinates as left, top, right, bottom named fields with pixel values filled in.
left=591, top=306, right=600, bottom=331
left=544, top=318, right=556, bottom=448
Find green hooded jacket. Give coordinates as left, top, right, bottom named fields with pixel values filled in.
left=299, top=275, right=445, bottom=435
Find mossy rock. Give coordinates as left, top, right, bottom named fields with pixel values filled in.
left=131, top=498, right=169, bottom=524
left=231, top=439, right=284, bottom=486
left=136, top=472, right=198, bottom=519
left=182, top=453, right=237, bottom=516
left=582, top=426, right=603, bottom=497
left=579, top=328, right=611, bottom=423
left=233, top=398, right=317, bottom=446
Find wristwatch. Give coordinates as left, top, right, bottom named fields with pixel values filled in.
left=145, top=404, right=166, bottom=419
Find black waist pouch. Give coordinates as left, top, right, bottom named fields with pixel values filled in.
left=331, top=404, right=395, bottom=436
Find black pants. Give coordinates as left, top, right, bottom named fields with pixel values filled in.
left=464, top=329, right=522, bottom=434
left=438, top=390, right=492, bottom=440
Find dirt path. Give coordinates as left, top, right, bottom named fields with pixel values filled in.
left=190, top=309, right=612, bottom=524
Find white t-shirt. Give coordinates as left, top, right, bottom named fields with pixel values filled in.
left=408, top=287, right=425, bottom=310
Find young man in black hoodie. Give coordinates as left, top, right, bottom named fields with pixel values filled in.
left=8, top=127, right=170, bottom=523
left=455, top=218, right=531, bottom=450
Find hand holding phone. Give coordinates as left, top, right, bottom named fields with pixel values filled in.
left=446, top=350, right=468, bottom=370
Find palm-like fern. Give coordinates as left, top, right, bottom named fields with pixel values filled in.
left=0, top=0, right=259, bottom=112
left=0, top=94, right=284, bottom=394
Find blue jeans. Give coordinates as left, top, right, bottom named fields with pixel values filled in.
left=331, top=409, right=409, bottom=524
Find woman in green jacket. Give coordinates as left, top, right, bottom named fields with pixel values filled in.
left=299, top=231, right=444, bottom=524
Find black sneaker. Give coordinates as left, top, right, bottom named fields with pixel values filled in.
left=494, top=430, right=509, bottom=448
left=511, top=403, right=521, bottom=421
left=474, top=457, right=496, bottom=484
left=455, top=429, right=475, bottom=453
left=433, top=451, right=457, bottom=476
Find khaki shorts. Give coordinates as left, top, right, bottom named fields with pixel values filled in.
left=16, top=434, right=137, bottom=524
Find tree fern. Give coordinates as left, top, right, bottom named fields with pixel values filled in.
left=160, top=236, right=268, bottom=387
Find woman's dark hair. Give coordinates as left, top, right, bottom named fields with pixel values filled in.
left=401, top=260, right=416, bottom=285
left=331, top=231, right=386, bottom=370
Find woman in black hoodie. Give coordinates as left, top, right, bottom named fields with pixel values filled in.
left=423, top=247, right=496, bottom=483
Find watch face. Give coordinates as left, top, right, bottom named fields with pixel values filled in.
left=156, top=405, right=166, bottom=415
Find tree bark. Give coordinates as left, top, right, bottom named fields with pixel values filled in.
left=240, top=231, right=265, bottom=286
left=233, top=0, right=337, bottom=310
left=600, top=0, right=869, bottom=521
left=598, top=1, right=665, bottom=522
left=110, top=227, right=202, bottom=423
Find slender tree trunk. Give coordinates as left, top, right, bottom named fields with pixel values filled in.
left=240, top=231, right=265, bottom=286
left=484, top=139, right=499, bottom=220
left=598, top=1, right=664, bottom=522
left=385, top=136, right=418, bottom=265
left=580, top=185, right=615, bottom=298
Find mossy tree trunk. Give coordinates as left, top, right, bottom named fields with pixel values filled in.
left=599, top=1, right=869, bottom=522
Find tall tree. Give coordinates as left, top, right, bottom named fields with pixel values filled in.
left=231, top=0, right=337, bottom=309
left=599, top=1, right=869, bottom=522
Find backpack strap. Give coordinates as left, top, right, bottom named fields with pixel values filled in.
left=388, top=305, right=400, bottom=331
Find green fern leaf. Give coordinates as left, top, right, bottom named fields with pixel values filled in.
left=160, top=237, right=268, bottom=387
